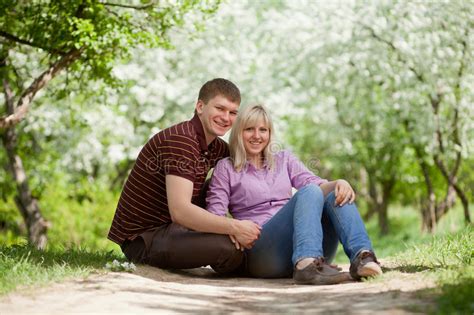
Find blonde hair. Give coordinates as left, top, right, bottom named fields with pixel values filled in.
left=229, top=104, right=275, bottom=172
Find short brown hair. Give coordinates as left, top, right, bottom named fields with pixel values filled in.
left=198, top=78, right=241, bottom=104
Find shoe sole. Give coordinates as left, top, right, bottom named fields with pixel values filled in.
left=357, top=263, right=383, bottom=278
left=294, top=272, right=351, bottom=285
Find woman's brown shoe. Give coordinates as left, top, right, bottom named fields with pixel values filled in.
left=293, top=258, right=351, bottom=285
left=349, top=250, right=383, bottom=280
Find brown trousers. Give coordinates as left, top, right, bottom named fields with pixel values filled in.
left=121, top=223, right=244, bottom=274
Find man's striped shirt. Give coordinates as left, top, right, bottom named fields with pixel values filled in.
left=108, top=114, right=229, bottom=245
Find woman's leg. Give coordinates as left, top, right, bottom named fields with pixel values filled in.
left=292, top=184, right=327, bottom=265
left=323, top=191, right=374, bottom=262
left=321, top=209, right=339, bottom=263
left=246, top=184, right=325, bottom=278
left=323, top=192, right=382, bottom=279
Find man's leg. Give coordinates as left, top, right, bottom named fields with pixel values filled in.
left=123, top=223, right=244, bottom=274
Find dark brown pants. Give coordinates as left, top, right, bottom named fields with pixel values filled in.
left=121, top=223, right=244, bottom=274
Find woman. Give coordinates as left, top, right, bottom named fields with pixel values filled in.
left=206, top=104, right=382, bottom=285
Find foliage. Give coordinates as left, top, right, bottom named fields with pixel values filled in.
left=0, top=174, right=119, bottom=251
left=0, top=0, right=220, bottom=85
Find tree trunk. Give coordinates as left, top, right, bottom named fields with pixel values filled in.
left=412, top=144, right=439, bottom=232
left=364, top=170, right=378, bottom=221
left=365, top=170, right=394, bottom=235
left=2, top=79, right=50, bottom=249
left=420, top=193, right=437, bottom=232
left=418, top=162, right=457, bottom=232
left=109, top=159, right=134, bottom=191
left=452, top=183, right=471, bottom=225
left=433, top=156, right=471, bottom=225
left=377, top=201, right=389, bottom=235
left=378, top=178, right=395, bottom=235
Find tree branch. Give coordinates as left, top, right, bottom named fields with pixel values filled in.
left=0, top=30, right=66, bottom=55
left=3, top=79, right=15, bottom=115
left=449, top=28, right=469, bottom=178
left=361, top=24, right=425, bottom=83
left=0, top=48, right=84, bottom=129
left=100, top=1, right=155, bottom=10
left=431, top=93, right=445, bottom=153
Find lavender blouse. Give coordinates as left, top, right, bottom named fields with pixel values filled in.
left=206, top=150, right=327, bottom=226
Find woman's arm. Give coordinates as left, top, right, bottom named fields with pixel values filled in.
left=206, top=159, right=261, bottom=249
left=285, top=151, right=356, bottom=206
left=320, top=179, right=356, bottom=206
left=286, top=151, right=328, bottom=188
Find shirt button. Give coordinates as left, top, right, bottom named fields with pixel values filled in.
left=204, top=151, right=209, bottom=155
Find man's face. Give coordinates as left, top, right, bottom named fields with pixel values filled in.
left=196, top=95, right=239, bottom=143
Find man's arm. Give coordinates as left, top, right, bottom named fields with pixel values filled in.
left=166, top=175, right=260, bottom=245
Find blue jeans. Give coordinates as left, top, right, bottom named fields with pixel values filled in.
left=246, top=184, right=373, bottom=278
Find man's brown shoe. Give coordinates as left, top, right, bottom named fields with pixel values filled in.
left=293, top=258, right=351, bottom=285
left=350, top=250, right=383, bottom=280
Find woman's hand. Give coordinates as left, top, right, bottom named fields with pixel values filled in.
left=334, top=179, right=356, bottom=206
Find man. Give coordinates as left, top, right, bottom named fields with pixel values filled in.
left=108, top=78, right=261, bottom=273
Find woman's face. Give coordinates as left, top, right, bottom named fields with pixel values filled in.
left=242, top=118, right=270, bottom=159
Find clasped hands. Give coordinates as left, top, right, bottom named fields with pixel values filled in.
left=229, top=219, right=261, bottom=251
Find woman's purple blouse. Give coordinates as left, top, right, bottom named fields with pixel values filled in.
left=206, top=150, right=327, bottom=226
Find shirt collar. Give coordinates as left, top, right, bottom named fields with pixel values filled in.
left=190, top=113, right=212, bottom=153
left=244, top=159, right=269, bottom=171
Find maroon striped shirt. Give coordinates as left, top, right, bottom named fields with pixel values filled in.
left=108, top=114, right=229, bottom=245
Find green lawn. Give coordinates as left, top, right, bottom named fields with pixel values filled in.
left=0, top=245, right=124, bottom=295
left=393, top=225, right=473, bottom=314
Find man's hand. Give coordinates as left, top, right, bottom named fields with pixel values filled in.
left=334, top=179, right=356, bottom=207
left=231, top=220, right=261, bottom=249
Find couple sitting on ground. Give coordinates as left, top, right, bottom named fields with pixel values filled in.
left=108, top=78, right=382, bottom=285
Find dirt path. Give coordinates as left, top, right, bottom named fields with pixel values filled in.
left=1, top=263, right=436, bottom=314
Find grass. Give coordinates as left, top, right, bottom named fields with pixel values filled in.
left=0, top=180, right=125, bottom=295
left=0, top=245, right=124, bottom=295
left=333, top=203, right=470, bottom=263
left=392, top=226, right=474, bottom=315
left=436, top=270, right=474, bottom=315
left=331, top=204, right=473, bottom=314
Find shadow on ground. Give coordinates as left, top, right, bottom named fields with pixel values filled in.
left=0, top=264, right=437, bottom=314
left=87, top=265, right=436, bottom=314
